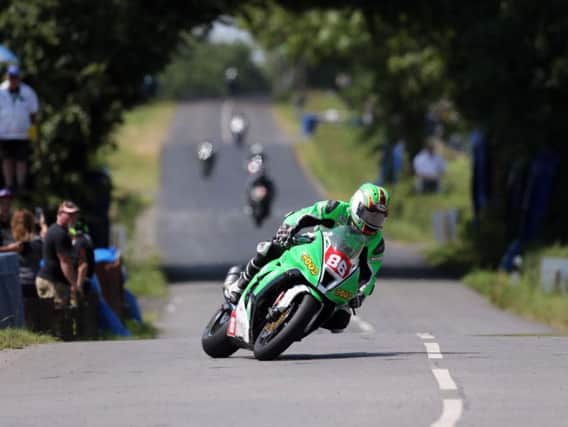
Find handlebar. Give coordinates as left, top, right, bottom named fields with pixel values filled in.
left=291, top=232, right=315, bottom=245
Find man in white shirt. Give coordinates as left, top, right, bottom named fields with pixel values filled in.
left=0, top=65, right=39, bottom=192
left=412, top=140, right=446, bottom=193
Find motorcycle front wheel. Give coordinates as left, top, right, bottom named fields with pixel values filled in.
left=253, top=293, right=320, bottom=361
left=201, top=306, right=239, bottom=358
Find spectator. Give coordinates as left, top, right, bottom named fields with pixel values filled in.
left=70, top=220, right=95, bottom=295
left=34, top=207, right=49, bottom=240
left=0, top=188, right=16, bottom=249
left=413, top=140, right=446, bottom=193
left=0, top=65, right=39, bottom=192
left=392, top=139, right=406, bottom=184
left=35, top=201, right=79, bottom=308
left=10, top=209, right=42, bottom=298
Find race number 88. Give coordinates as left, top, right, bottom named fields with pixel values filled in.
left=327, top=254, right=348, bottom=277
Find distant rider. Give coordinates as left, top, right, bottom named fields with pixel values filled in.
left=225, top=183, right=390, bottom=328
left=245, top=155, right=275, bottom=214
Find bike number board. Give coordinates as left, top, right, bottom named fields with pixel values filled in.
left=227, top=310, right=237, bottom=337
left=324, top=246, right=352, bottom=279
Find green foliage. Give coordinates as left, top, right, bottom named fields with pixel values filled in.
left=274, top=92, right=379, bottom=200
left=261, top=0, right=568, bottom=262
left=464, top=267, right=568, bottom=333
left=125, top=319, right=159, bottom=340
left=159, top=37, right=270, bottom=99
left=274, top=91, right=471, bottom=243
left=0, top=328, right=55, bottom=349
left=0, top=0, right=232, bottom=206
left=125, top=257, right=168, bottom=299
left=242, top=3, right=449, bottom=156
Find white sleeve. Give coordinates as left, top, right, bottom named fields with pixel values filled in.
left=25, top=85, right=39, bottom=114
left=413, top=154, right=420, bottom=173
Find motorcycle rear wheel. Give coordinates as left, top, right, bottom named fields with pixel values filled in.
left=201, top=306, right=239, bottom=358
left=253, top=293, right=319, bottom=361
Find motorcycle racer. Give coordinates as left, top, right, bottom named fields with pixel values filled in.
left=225, top=183, right=390, bottom=327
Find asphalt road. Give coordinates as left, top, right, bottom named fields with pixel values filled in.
left=0, top=99, right=567, bottom=427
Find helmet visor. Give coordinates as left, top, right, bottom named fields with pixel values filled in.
left=356, top=205, right=387, bottom=232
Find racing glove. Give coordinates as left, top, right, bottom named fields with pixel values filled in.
left=274, top=223, right=294, bottom=248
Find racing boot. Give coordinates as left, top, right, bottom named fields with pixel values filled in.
left=224, top=241, right=278, bottom=304
left=224, top=261, right=260, bottom=304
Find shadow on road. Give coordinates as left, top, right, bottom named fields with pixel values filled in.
left=162, top=262, right=458, bottom=283
left=232, top=351, right=478, bottom=361
left=162, top=263, right=241, bottom=283
left=379, top=265, right=459, bottom=280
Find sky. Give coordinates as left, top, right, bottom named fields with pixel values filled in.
left=208, top=21, right=266, bottom=64
left=208, top=21, right=254, bottom=44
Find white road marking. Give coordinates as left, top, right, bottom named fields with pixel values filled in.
left=425, top=342, right=443, bottom=359
left=220, top=100, right=233, bottom=144
left=166, top=303, right=176, bottom=314
left=351, top=315, right=375, bottom=333
left=417, top=334, right=464, bottom=426
left=431, top=369, right=458, bottom=391
left=173, top=296, right=183, bottom=304
left=417, top=332, right=435, bottom=340
left=431, top=399, right=463, bottom=427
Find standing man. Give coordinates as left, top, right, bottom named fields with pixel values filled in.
left=0, top=65, right=39, bottom=192
left=412, top=140, right=447, bottom=193
left=36, top=201, right=80, bottom=309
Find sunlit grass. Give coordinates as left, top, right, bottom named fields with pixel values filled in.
left=273, top=91, right=471, bottom=243
left=106, top=101, right=176, bottom=203
left=125, top=256, right=168, bottom=299
left=0, top=328, right=55, bottom=350
left=103, top=101, right=175, bottom=317
left=465, top=268, right=568, bottom=333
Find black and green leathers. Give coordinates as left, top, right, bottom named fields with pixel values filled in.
left=282, top=199, right=385, bottom=297
left=224, top=199, right=386, bottom=304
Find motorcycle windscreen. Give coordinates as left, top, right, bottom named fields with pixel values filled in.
left=319, top=225, right=366, bottom=304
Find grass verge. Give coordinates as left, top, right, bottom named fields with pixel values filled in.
left=0, top=329, right=55, bottom=350
left=275, top=92, right=568, bottom=332
left=464, top=269, right=568, bottom=333
left=272, top=91, right=471, bottom=243
left=103, top=101, right=176, bottom=338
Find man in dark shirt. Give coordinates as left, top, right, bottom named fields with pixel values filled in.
left=70, top=221, right=95, bottom=293
left=36, top=201, right=79, bottom=308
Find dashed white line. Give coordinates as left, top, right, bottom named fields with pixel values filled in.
left=431, top=399, right=463, bottom=427
left=417, top=332, right=435, bottom=340
left=431, top=369, right=458, bottom=391
left=424, top=342, right=444, bottom=359
left=417, top=333, right=464, bottom=426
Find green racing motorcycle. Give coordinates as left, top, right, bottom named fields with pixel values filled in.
left=201, top=225, right=367, bottom=360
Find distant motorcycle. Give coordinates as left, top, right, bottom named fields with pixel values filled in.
left=248, top=183, right=271, bottom=227
left=196, top=141, right=216, bottom=178
left=229, top=115, right=248, bottom=147
left=245, top=155, right=274, bottom=227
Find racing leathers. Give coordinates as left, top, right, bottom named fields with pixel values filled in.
left=225, top=199, right=386, bottom=321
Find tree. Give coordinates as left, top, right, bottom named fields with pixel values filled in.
left=159, top=35, right=270, bottom=99
left=240, top=2, right=448, bottom=157
left=0, top=0, right=236, bottom=206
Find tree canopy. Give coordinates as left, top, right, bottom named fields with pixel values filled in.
left=245, top=0, right=568, bottom=257
left=0, top=0, right=236, bottom=206
left=2, top=0, right=568, bottom=257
